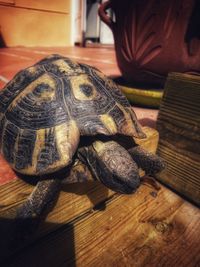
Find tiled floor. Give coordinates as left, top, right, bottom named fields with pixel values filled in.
left=0, top=46, right=158, bottom=185
left=0, top=46, right=120, bottom=87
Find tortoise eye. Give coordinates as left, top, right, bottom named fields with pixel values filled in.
left=80, top=84, right=93, bottom=97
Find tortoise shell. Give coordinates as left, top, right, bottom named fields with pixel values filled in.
left=0, top=54, right=145, bottom=176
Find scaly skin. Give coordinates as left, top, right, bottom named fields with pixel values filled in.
left=128, top=145, right=166, bottom=175
left=16, top=179, right=61, bottom=220
left=78, top=140, right=140, bottom=194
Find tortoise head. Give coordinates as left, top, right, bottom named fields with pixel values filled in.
left=78, top=140, right=141, bottom=194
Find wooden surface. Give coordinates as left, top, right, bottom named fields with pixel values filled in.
left=156, top=73, right=200, bottom=206
left=0, top=127, right=200, bottom=266
left=0, top=1, right=72, bottom=47
left=1, top=180, right=200, bottom=266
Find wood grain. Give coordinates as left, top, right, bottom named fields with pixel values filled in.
left=0, top=126, right=199, bottom=267
left=2, top=184, right=200, bottom=267
left=156, top=73, right=200, bottom=206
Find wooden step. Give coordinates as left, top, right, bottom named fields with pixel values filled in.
left=156, top=73, right=200, bottom=206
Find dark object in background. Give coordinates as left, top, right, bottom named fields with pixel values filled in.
left=0, top=27, right=6, bottom=48
left=99, top=0, right=200, bottom=87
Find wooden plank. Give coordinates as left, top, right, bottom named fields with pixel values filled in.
left=2, top=184, right=200, bottom=267
left=156, top=73, right=200, bottom=206
left=0, top=127, right=159, bottom=258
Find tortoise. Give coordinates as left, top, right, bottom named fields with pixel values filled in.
left=0, top=54, right=165, bottom=222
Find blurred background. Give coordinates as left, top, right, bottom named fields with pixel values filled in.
left=0, top=0, right=113, bottom=47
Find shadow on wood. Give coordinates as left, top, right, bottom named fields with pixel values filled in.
left=1, top=183, right=200, bottom=267
left=0, top=217, right=76, bottom=267
left=0, top=180, right=109, bottom=266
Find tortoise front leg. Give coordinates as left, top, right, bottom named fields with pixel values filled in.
left=16, top=178, right=61, bottom=220
left=15, top=178, right=61, bottom=237
left=128, top=146, right=165, bottom=175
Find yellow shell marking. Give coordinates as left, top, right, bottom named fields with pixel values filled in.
left=14, top=120, right=80, bottom=175
left=27, top=66, right=37, bottom=74
left=92, top=140, right=105, bottom=155
left=16, top=128, right=46, bottom=175
left=7, top=73, right=56, bottom=111
left=53, top=59, right=82, bottom=75
left=100, top=114, right=117, bottom=134
left=70, top=75, right=97, bottom=101
left=54, top=119, right=80, bottom=167
left=53, top=59, right=75, bottom=74
left=117, top=104, right=144, bottom=138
